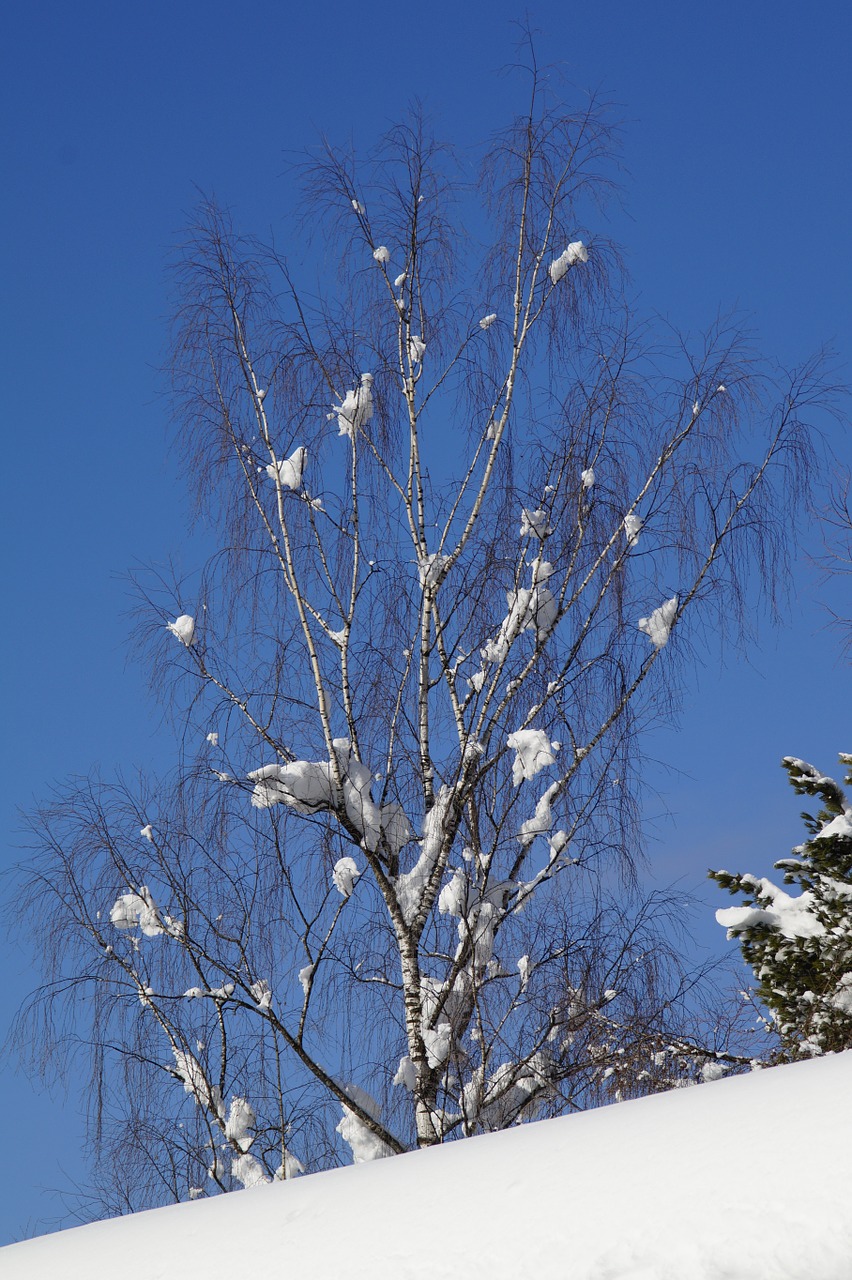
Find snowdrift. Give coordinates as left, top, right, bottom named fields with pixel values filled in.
left=4, top=1054, right=851, bottom=1279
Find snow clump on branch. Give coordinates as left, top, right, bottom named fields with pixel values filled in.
left=624, top=512, right=643, bottom=548
left=517, top=781, right=560, bottom=847
left=520, top=508, right=552, bottom=539
left=248, top=740, right=411, bottom=858
left=417, top=552, right=448, bottom=590
left=372, top=245, right=390, bottom=263
left=110, top=886, right=182, bottom=938
left=249, top=979, right=273, bottom=1009
left=266, top=447, right=307, bottom=491
left=396, top=787, right=452, bottom=925
left=507, top=729, right=559, bottom=787
left=172, top=1048, right=224, bottom=1117
left=408, top=335, right=426, bottom=365
left=167, top=614, right=195, bottom=646
left=548, top=241, right=588, bottom=284
left=479, top=577, right=558, bottom=665
left=331, top=373, right=374, bottom=438
left=336, top=1084, right=394, bottom=1162
left=332, top=856, right=361, bottom=897
left=637, top=595, right=678, bottom=649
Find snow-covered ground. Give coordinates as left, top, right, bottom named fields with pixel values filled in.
left=4, top=1054, right=851, bottom=1279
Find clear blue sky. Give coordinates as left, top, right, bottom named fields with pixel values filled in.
left=1, top=0, right=850, bottom=1245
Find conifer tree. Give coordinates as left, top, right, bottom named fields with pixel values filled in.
left=711, top=754, right=852, bottom=1059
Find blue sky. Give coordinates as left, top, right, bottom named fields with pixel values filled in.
left=1, top=0, right=850, bottom=1244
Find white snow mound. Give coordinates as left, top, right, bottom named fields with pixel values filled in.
left=4, top=1055, right=852, bottom=1279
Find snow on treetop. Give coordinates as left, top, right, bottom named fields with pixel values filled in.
left=479, top=312, right=497, bottom=330
left=548, top=241, right=588, bottom=284
left=637, top=595, right=678, bottom=649
left=581, top=468, right=595, bottom=490
left=167, top=614, right=195, bottom=646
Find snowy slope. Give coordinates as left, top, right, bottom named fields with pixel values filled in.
left=4, top=1054, right=852, bottom=1280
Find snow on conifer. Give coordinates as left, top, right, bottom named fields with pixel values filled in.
left=712, top=751, right=852, bottom=1058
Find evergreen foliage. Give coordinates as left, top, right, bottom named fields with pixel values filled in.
left=711, top=753, right=852, bottom=1058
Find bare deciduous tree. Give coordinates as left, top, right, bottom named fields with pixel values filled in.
left=11, top=67, right=830, bottom=1215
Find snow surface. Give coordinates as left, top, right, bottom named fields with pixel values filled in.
left=5, top=1055, right=852, bottom=1279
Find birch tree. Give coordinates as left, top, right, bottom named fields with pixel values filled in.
left=13, top=75, right=828, bottom=1212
